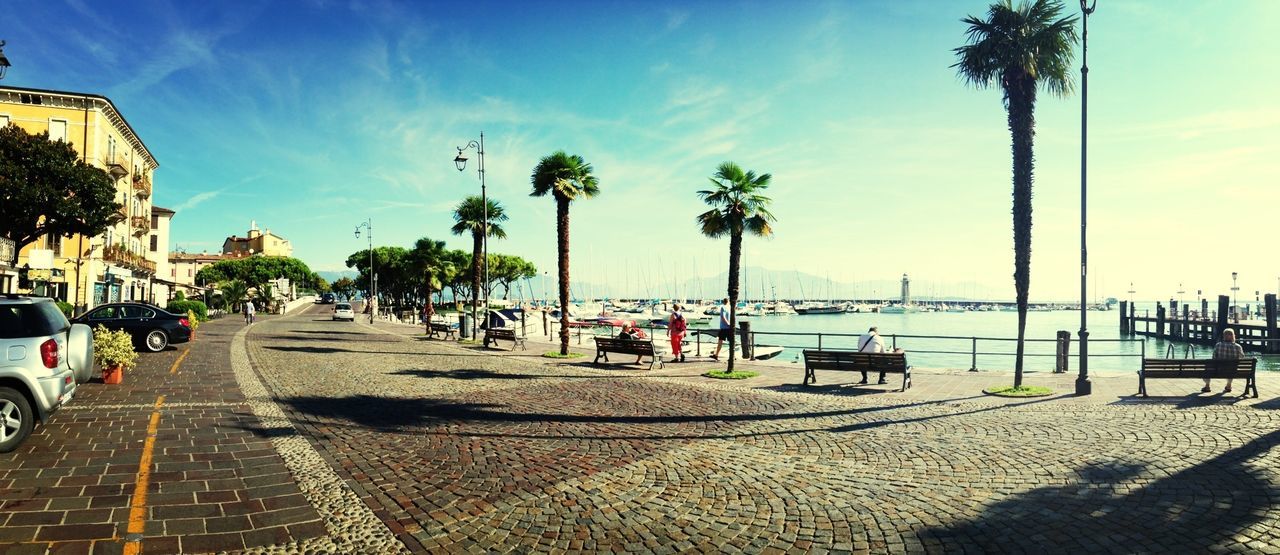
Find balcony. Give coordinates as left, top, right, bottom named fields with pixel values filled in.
left=102, top=244, right=156, bottom=275
left=131, top=216, right=151, bottom=236
left=132, top=174, right=151, bottom=198
left=105, top=157, right=128, bottom=180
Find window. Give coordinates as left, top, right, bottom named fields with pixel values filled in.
left=108, top=136, right=117, bottom=163
left=49, top=119, right=68, bottom=142
left=48, top=235, right=62, bottom=256
left=105, top=229, right=114, bottom=248
left=151, top=215, right=159, bottom=228
left=0, top=115, right=9, bottom=127
left=171, top=268, right=176, bottom=278
left=150, top=235, right=158, bottom=252
left=188, top=268, right=193, bottom=278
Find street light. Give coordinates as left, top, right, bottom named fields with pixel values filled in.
left=0, top=41, right=10, bottom=80
left=454, top=132, right=487, bottom=339
left=1076, top=0, right=1098, bottom=397
left=1231, top=271, right=1239, bottom=323
left=355, top=218, right=373, bottom=324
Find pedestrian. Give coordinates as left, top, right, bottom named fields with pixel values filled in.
left=856, top=326, right=905, bottom=385
left=1204, top=328, right=1244, bottom=393
left=244, top=299, right=256, bottom=325
left=711, top=298, right=732, bottom=361
left=668, top=304, right=687, bottom=363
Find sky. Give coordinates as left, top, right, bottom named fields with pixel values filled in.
left=6, top=0, right=1280, bottom=302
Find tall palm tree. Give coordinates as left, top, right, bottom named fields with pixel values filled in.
left=451, top=195, right=508, bottom=328
left=953, top=0, right=1077, bottom=387
left=410, top=236, right=450, bottom=319
left=219, top=279, right=249, bottom=314
left=530, top=151, right=600, bottom=356
left=697, top=162, right=776, bottom=373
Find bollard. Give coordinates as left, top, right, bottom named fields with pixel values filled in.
left=1055, top=331, right=1071, bottom=373
left=738, top=321, right=753, bottom=360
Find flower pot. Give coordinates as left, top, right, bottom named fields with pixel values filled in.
left=102, top=364, right=124, bottom=385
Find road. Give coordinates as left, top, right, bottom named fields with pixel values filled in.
left=4, top=301, right=1280, bottom=553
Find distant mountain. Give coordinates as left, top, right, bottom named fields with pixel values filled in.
left=316, top=270, right=358, bottom=284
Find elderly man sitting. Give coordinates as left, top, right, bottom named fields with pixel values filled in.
left=1204, top=328, right=1245, bottom=393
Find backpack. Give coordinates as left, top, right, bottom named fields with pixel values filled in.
left=670, top=313, right=687, bottom=334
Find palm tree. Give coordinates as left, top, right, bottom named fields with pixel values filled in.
left=697, top=162, right=776, bottom=373
left=219, top=279, right=249, bottom=314
left=953, top=0, right=1077, bottom=387
left=530, top=151, right=600, bottom=356
left=451, top=195, right=508, bottom=330
left=410, top=236, right=451, bottom=319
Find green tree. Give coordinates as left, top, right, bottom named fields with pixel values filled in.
left=530, top=151, right=599, bottom=355
left=409, top=236, right=452, bottom=316
left=331, top=277, right=357, bottom=300
left=0, top=124, right=123, bottom=258
left=488, top=254, right=537, bottom=300
left=697, top=162, right=776, bottom=373
left=196, top=256, right=319, bottom=292
left=218, top=280, right=250, bottom=313
left=451, top=196, right=508, bottom=322
left=954, top=0, right=1077, bottom=387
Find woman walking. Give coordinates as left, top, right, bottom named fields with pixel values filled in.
left=668, top=304, right=687, bottom=362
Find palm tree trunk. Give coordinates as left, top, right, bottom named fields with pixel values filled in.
left=726, top=231, right=742, bottom=372
left=1006, top=77, right=1037, bottom=388
left=557, top=198, right=571, bottom=355
left=472, top=231, right=483, bottom=328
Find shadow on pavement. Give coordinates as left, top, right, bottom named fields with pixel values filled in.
left=1111, top=391, right=1252, bottom=410
left=922, top=428, right=1280, bottom=551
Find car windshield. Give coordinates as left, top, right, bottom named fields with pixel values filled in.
left=336, top=304, right=351, bottom=310
left=0, top=302, right=71, bottom=338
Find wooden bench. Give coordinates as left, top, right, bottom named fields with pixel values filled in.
left=427, top=322, right=457, bottom=340
left=483, top=327, right=526, bottom=351
left=802, top=350, right=911, bottom=391
left=1138, top=358, right=1258, bottom=398
left=593, top=337, right=664, bottom=370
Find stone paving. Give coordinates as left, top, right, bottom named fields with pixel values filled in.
left=245, top=305, right=1280, bottom=553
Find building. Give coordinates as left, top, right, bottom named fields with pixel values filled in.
left=168, top=251, right=235, bottom=296
left=223, top=221, right=292, bottom=257
left=1, top=85, right=160, bottom=311
left=149, top=206, right=176, bottom=301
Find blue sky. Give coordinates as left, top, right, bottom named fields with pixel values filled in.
left=7, top=0, right=1280, bottom=302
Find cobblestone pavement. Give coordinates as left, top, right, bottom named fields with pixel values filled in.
left=0, top=315, right=325, bottom=555
left=248, top=305, right=1280, bottom=554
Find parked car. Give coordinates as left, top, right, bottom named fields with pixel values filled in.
left=332, top=302, right=356, bottom=321
left=0, top=295, right=92, bottom=452
left=72, top=302, right=192, bottom=352
left=318, top=293, right=336, bottom=304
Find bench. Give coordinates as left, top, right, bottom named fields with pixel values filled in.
left=1139, top=358, right=1258, bottom=398
left=427, top=322, right=457, bottom=340
left=593, top=337, right=664, bottom=370
left=801, top=350, right=911, bottom=391
left=483, top=327, right=527, bottom=351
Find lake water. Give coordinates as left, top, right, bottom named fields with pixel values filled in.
left=682, top=306, right=1280, bottom=374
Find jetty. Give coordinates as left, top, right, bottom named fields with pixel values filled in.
left=1119, top=294, right=1279, bottom=354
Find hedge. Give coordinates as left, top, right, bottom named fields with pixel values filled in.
left=56, top=301, right=74, bottom=319
left=167, top=300, right=209, bottom=321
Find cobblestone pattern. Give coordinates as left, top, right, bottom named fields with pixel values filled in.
left=246, top=306, right=1280, bottom=553
left=0, top=315, right=324, bottom=554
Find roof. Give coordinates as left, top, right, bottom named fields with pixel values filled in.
left=0, top=85, right=158, bottom=170
left=169, top=252, right=230, bottom=262
left=151, top=206, right=175, bottom=216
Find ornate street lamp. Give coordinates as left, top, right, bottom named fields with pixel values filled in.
left=355, top=219, right=373, bottom=324
left=454, top=132, right=487, bottom=339
left=1076, top=0, right=1098, bottom=396
left=0, top=41, right=11, bottom=80
left=1231, top=271, right=1239, bottom=323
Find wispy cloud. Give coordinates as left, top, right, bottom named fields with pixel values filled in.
left=665, top=10, right=689, bottom=32
left=174, top=190, right=220, bottom=212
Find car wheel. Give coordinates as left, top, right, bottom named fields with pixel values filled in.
left=144, top=329, right=169, bottom=352
left=0, top=388, right=35, bottom=453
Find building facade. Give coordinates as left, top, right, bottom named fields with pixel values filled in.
left=1, top=86, right=160, bottom=311
left=223, top=221, right=292, bottom=257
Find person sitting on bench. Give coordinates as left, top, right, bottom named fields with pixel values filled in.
left=618, top=322, right=646, bottom=364
left=856, top=326, right=904, bottom=385
left=1205, top=328, right=1244, bottom=393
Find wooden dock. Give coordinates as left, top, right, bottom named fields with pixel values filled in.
left=1119, top=294, right=1279, bottom=354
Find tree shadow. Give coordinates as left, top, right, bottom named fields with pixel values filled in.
left=1111, top=391, right=1252, bottom=410
left=922, top=428, right=1280, bottom=551
left=760, top=383, right=900, bottom=398
left=292, top=330, right=367, bottom=335
left=390, top=368, right=544, bottom=380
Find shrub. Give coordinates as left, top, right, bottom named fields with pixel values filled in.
left=186, top=309, right=200, bottom=332
left=55, top=301, right=74, bottom=318
left=167, top=300, right=208, bottom=321
left=173, top=291, right=186, bottom=302
left=92, top=325, right=138, bottom=370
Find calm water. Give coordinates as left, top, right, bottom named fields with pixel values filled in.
left=683, top=306, right=1280, bottom=374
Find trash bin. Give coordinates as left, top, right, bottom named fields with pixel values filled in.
left=459, top=313, right=472, bottom=339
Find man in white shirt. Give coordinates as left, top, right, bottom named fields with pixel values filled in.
left=711, top=298, right=732, bottom=361
left=856, top=326, right=900, bottom=385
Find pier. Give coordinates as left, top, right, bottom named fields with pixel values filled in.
left=1119, top=293, right=1279, bottom=354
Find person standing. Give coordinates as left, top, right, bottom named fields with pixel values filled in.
left=668, top=304, right=687, bottom=363
left=711, top=298, right=731, bottom=361
left=1204, top=328, right=1244, bottom=393
left=244, top=299, right=256, bottom=325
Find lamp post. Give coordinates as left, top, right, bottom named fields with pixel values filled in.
left=355, top=219, right=373, bottom=324
left=1076, top=0, right=1098, bottom=396
left=0, top=40, right=10, bottom=80
left=454, top=132, right=487, bottom=339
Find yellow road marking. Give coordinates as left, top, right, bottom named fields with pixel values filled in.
left=122, top=395, right=165, bottom=554
left=168, top=348, right=190, bottom=375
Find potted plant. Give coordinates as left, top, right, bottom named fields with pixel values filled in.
left=93, top=325, right=138, bottom=384
left=187, top=308, right=200, bottom=340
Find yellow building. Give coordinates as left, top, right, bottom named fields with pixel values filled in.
left=222, top=221, right=293, bottom=257
left=0, top=85, right=160, bottom=310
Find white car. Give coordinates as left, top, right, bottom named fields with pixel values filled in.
left=332, top=303, right=355, bottom=322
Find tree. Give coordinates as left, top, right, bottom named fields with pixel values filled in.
left=697, top=162, right=776, bottom=373
left=954, top=0, right=1077, bottom=387
left=0, top=124, right=123, bottom=259
left=488, top=254, right=537, bottom=300
left=218, top=280, right=249, bottom=313
left=531, top=151, right=599, bottom=355
left=196, top=256, right=319, bottom=292
left=331, top=277, right=357, bottom=300
left=451, top=195, right=508, bottom=322
left=409, top=236, right=451, bottom=318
